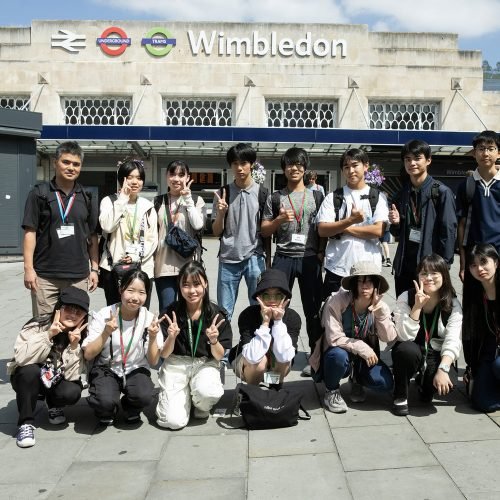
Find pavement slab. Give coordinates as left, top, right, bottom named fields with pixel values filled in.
left=146, top=478, right=247, bottom=500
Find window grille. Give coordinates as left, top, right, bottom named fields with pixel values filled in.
left=63, top=97, right=131, bottom=125
left=163, top=98, right=233, bottom=126
left=0, top=96, right=29, bottom=110
left=266, top=100, right=337, bottom=128
left=368, top=102, right=439, bottom=130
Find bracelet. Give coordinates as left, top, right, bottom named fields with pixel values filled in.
left=91, top=268, right=100, bottom=274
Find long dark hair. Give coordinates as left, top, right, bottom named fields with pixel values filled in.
left=416, top=254, right=456, bottom=313
left=348, top=275, right=381, bottom=300
left=463, top=244, right=500, bottom=341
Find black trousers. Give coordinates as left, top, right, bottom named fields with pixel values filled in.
left=392, top=341, right=441, bottom=400
left=87, top=366, right=154, bottom=419
left=322, top=269, right=343, bottom=301
left=99, top=268, right=153, bottom=308
left=11, top=364, right=82, bottom=425
left=394, top=272, right=417, bottom=299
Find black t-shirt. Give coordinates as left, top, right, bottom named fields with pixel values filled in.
left=160, top=302, right=232, bottom=359
left=228, top=304, right=301, bottom=363
left=22, top=179, right=98, bottom=279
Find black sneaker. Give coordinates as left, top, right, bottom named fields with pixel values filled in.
left=392, top=398, right=409, bottom=416
left=16, top=424, right=36, bottom=448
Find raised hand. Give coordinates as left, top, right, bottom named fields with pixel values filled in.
left=214, top=188, right=229, bottom=215
left=104, top=309, right=119, bottom=335
left=148, top=313, right=166, bottom=339
left=68, top=318, right=88, bottom=349
left=271, top=297, right=290, bottom=321
left=388, top=204, right=400, bottom=225
left=368, top=287, right=384, bottom=313
left=256, top=297, right=273, bottom=326
left=413, top=280, right=430, bottom=309
left=180, top=177, right=194, bottom=197
left=206, top=314, right=225, bottom=345
left=121, top=177, right=131, bottom=197
left=164, top=311, right=181, bottom=338
left=350, top=201, right=365, bottom=224
left=48, top=310, right=65, bottom=339
left=277, top=203, right=295, bottom=224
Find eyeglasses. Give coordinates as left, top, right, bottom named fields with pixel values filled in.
left=475, top=147, right=498, bottom=154
left=418, top=272, right=441, bottom=279
left=285, top=163, right=305, bottom=171
left=261, top=292, right=285, bottom=301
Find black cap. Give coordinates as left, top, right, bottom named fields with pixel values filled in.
left=252, top=269, right=292, bottom=300
left=59, top=287, right=90, bottom=313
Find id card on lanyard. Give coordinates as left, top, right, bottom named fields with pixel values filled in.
left=421, top=307, right=439, bottom=372
left=55, top=191, right=76, bottom=239
left=117, top=306, right=138, bottom=387
left=288, top=190, right=307, bottom=244
left=187, top=316, right=203, bottom=359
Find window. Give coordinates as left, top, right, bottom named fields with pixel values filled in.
left=63, top=97, right=132, bottom=125
left=369, top=102, right=439, bottom=130
left=163, top=98, right=233, bottom=126
left=266, top=100, right=337, bottom=128
left=0, top=96, right=29, bottom=110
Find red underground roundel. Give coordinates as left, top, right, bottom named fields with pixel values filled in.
left=97, top=26, right=131, bottom=56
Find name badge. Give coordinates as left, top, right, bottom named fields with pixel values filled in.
left=409, top=228, right=421, bottom=243
left=56, top=224, right=75, bottom=239
left=125, top=243, right=139, bottom=256
left=263, top=371, right=281, bottom=385
left=291, top=233, right=306, bottom=245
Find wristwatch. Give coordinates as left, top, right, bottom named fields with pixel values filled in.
left=438, top=363, right=450, bottom=373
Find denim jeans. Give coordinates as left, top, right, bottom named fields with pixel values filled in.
left=217, top=254, right=265, bottom=320
left=471, top=357, right=500, bottom=413
left=272, top=254, right=323, bottom=351
left=155, top=276, right=178, bottom=313
left=322, top=346, right=394, bottom=392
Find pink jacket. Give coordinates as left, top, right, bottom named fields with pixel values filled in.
left=309, top=290, right=397, bottom=371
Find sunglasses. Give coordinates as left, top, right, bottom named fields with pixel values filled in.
left=261, top=292, right=285, bottom=301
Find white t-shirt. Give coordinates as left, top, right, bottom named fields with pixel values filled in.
left=316, top=185, right=389, bottom=277
left=83, top=304, right=164, bottom=377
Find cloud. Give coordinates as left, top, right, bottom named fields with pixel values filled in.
left=92, top=0, right=500, bottom=38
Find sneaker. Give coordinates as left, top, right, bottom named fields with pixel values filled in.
left=350, top=382, right=366, bottom=403
left=301, top=364, right=312, bottom=377
left=193, top=408, right=210, bottom=419
left=324, top=389, right=348, bottom=413
left=125, top=413, right=141, bottom=424
left=384, top=258, right=392, bottom=268
left=16, top=424, right=36, bottom=448
left=48, top=407, right=66, bottom=425
left=382, top=257, right=386, bottom=265
left=392, top=398, right=409, bottom=416
left=99, top=417, right=114, bottom=426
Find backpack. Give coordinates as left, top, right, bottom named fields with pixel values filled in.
left=153, top=193, right=205, bottom=255
left=333, top=186, right=380, bottom=222
left=459, top=176, right=476, bottom=213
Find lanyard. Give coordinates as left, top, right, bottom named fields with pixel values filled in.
left=125, top=203, right=138, bottom=242
left=422, top=306, right=440, bottom=359
left=163, top=195, right=181, bottom=228
left=55, top=191, right=76, bottom=224
left=118, top=306, right=138, bottom=372
left=408, top=191, right=420, bottom=226
left=187, top=315, right=203, bottom=359
left=483, top=294, right=500, bottom=342
left=287, top=190, right=307, bottom=230
left=351, top=302, right=370, bottom=339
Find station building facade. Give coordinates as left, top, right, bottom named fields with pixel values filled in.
left=0, top=20, right=499, bottom=208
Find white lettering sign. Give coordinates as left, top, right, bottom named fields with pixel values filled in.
left=51, top=29, right=86, bottom=53
left=187, top=30, right=347, bottom=58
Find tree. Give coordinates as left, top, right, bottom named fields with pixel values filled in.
left=482, top=60, right=492, bottom=72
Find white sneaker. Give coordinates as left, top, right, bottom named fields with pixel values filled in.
left=48, top=407, right=66, bottom=425
left=193, top=408, right=210, bottom=419
left=324, top=389, right=348, bottom=413
left=16, top=424, right=36, bottom=448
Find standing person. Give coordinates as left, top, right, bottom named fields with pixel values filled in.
left=457, top=130, right=500, bottom=282
left=98, top=158, right=158, bottom=308
left=22, top=141, right=99, bottom=316
left=392, top=254, right=462, bottom=416
left=229, top=269, right=301, bottom=389
left=317, top=148, right=389, bottom=298
left=212, top=143, right=270, bottom=320
left=261, top=147, right=325, bottom=374
left=156, top=262, right=232, bottom=430
left=309, top=262, right=396, bottom=414
left=462, top=244, right=500, bottom=412
left=154, top=160, right=205, bottom=312
left=83, top=270, right=164, bottom=425
left=305, top=170, right=325, bottom=196
left=10, top=287, right=89, bottom=448
left=388, top=140, right=457, bottom=297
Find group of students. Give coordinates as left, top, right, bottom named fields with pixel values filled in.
left=11, top=130, right=500, bottom=448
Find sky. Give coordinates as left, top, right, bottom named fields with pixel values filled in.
left=1, top=0, right=499, bottom=65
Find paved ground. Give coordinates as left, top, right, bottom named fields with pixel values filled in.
left=0, top=240, right=499, bottom=500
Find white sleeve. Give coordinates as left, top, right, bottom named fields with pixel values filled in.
left=373, top=192, right=389, bottom=223
left=185, top=195, right=205, bottom=231
left=393, top=292, right=420, bottom=341
left=316, top=193, right=335, bottom=223
left=241, top=326, right=272, bottom=364
left=82, top=307, right=108, bottom=349
left=271, top=320, right=295, bottom=363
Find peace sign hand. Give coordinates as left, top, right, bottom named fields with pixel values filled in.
left=148, top=313, right=166, bottom=339
left=180, top=177, right=194, bottom=197
left=121, top=177, right=131, bottom=197
left=413, top=280, right=430, bottom=309
left=214, top=188, right=229, bottom=215
left=68, top=318, right=88, bottom=349
left=368, top=288, right=384, bottom=313
left=104, top=309, right=119, bottom=335
left=206, top=314, right=225, bottom=345
left=272, top=297, right=290, bottom=321
left=256, top=297, right=273, bottom=325
left=164, top=311, right=181, bottom=338
left=49, top=310, right=65, bottom=339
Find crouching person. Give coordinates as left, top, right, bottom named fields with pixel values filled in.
left=309, top=262, right=396, bottom=413
left=156, top=262, right=232, bottom=430
left=10, top=287, right=89, bottom=448
left=229, top=269, right=301, bottom=390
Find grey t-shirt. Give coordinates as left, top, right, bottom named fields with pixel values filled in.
left=212, top=181, right=264, bottom=263
left=263, top=188, right=321, bottom=258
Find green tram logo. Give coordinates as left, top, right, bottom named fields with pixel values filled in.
left=141, top=28, right=176, bottom=57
